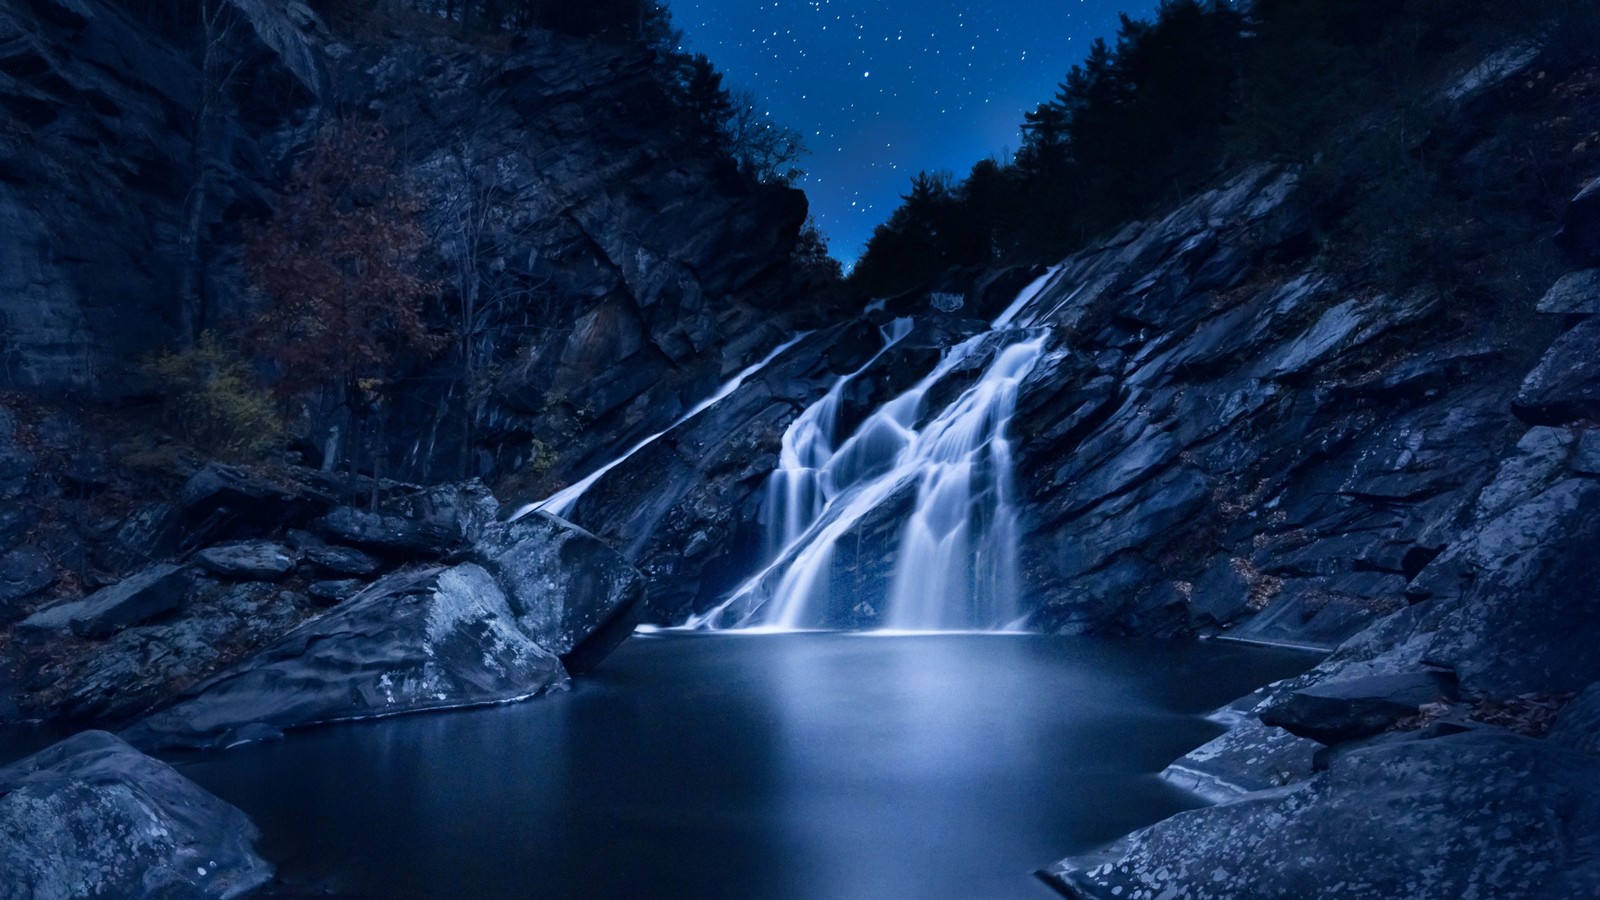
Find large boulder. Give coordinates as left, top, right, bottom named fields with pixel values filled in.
left=1042, top=732, right=1600, bottom=900
left=17, top=563, right=190, bottom=639
left=0, top=730, right=272, bottom=899
left=122, top=564, right=567, bottom=750
left=475, top=511, right=646, bottom=671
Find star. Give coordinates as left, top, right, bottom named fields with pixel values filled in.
left=670, top=0, right=1159, bottom=266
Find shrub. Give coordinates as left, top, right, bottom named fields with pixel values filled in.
left=143, top=333, right=283, bottom=460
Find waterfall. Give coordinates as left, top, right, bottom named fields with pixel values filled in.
left=513, top=332, right=809, bottom=523
left=692, top=269, right=1059, bottom=632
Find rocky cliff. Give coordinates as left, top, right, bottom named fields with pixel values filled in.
left=3, top=0, right=1600, bottom=895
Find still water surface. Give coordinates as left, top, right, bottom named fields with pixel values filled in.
left=170, top=633, right=1313, bottom=900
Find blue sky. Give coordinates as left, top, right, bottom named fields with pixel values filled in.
left=670, top=0, right=1161, bottom=265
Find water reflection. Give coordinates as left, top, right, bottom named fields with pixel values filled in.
left=167, top=634, right=1312, bottom=900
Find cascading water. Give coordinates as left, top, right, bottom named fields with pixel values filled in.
left=763, top=317, right=915, bottom=558
left=514, top=332, right=809, bottom=523
left=692, top=269, right=1061, bottom=632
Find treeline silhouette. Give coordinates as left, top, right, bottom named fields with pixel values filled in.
left=850, top=0, right=1598, bottom=298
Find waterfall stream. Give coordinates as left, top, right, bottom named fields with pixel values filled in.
left=693, top=269, right=1060, bottom=631
left=513, top=332, right=809, bottom=523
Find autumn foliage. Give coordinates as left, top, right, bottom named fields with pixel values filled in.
left=245, top=118, right=443, bottom=400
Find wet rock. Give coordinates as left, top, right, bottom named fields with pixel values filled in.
left=1537, top=269, right=1600, bottom=314
left=0, top=546, right=55, bottom=607
left=0, top=730, right=272, bottom=899
left=1162, top=709, right=1320, bottom=801
left=123, top=564, right=567, bottom=750
left=1258, top=670, right=1459, bottom=744
left=1042, top=732, right=1600, bottom=900
left=1514, top=316, right=1600, bottom=424
left=475, top=511, right=646, bottom=667
left=17, top=563, right=189, bottom=639
left=196, top=541, right=296, bottom=581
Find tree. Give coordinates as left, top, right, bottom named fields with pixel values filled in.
left=245, top=117, right=443, bottom=470
left=724, top=89, right=806, bottom=183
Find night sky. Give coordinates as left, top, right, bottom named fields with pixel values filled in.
left=670, top=0, right=1161, bottom=265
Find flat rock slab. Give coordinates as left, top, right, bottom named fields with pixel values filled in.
left=123, top=564, right=566, bottom=750
left=17, top=563, right=189, bottom=639
left=1041, top=732, right=1600, bottom=900
left=1258, top=670, right=1459, bottom=744
left=0, top=730, right=272, bottom=899
left=196, top=541, right=295, bottom=580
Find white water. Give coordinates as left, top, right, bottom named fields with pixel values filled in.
left=691, top=269, right=1059, bottom=631
left=513, top=332, right=809, bottom=523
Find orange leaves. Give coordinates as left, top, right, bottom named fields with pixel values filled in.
left=245, top=117, right=443, bottom=399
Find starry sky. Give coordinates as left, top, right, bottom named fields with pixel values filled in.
left=669, top=0, right=1161, bottom=265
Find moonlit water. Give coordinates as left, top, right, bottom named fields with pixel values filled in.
left=513, top=332, right=808, bottom=523
left=163, top=632, right=1315, bottom=900
left=693, top=269, right=1060, bottom=631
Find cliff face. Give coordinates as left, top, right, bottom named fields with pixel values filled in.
left=0, top=0, right=307, bottom=389
left=0, top=0, right=824, bottom=485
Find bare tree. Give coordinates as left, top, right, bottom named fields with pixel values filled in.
left=178, top=0, right=245, bottom=341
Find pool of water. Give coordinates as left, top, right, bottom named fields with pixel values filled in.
left=162, top=632, right=1313, bottom=900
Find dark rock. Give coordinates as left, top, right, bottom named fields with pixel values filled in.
left=1556, top=176, right=1600, bottom=265
left=1549, top=683, right=1600, bottom=755
left=0, top=730, right=272, bottom=898
left=196, top=540, right=296, bottom=580
left=1572, top=429, right=1600, bottom=477
left=1420, top=478, right=1600, bottom=695
left=123, top=564, right=567, bottom=750
left=17, top=563, right=189, bottom=639
left=307, top=579, right=363, bottom=605
left=299, top=538, right=379, bottom=573
left=1258, top=670, right=1459, bottom=744
left=1538, top=269, right=1600, bottom=314
left=0, top=545, right=55, bottom=607
left=0, top=408, right=37, bottom=501
left=0, top=505, right=36, bottom=554
left=1161, top=717, right=1321, bottom=802
left=1042, top=732, right=1600, bottom=900
left=180, top=462, right=318, bottom=524
left=313, top=506, right=457, bottom=555
left=474, top=511, right=646, bottom=666
left=1514, top=316, right=1600, bottom=424
left=38, top=582, right=308, bottom=723
left=300, top=543, right=382, bottom=576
